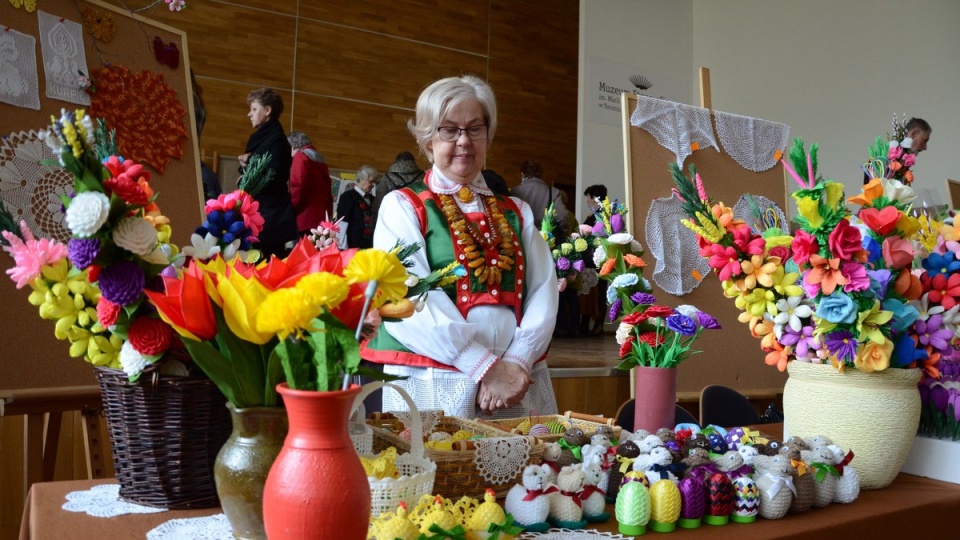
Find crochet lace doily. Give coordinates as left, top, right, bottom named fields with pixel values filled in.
left=0, top=27, right=41, bottom=110
left=389, top=408, right=444, bottom=436
left=733, top=194, right=787, bottom=235
left=473, top=436, right=531, bottom=485
left=715, top=110, right=790, bottom=172
left=630, top=95, right=717, bottom=165
left=0, top=130, right=74, bottom=241
left=146, top=513, right=232, bottom=540
left=62, top=484, right=167, bottom=517
left=382, top=376, right=475, bottom=418
left=37, top=10, right=90, bottom=106
left=518, top=529, right=632, bottom=539
left=645, top=195, right=710, bottom=296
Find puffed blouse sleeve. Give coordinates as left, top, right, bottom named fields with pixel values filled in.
left=373, top=190, right=498, bottom=382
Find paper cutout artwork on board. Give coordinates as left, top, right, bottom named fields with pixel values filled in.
left=630, top=95, right=718, bottom=165
left=715, top=111, right=790, bottom=172
left=89, top=64, right=187, bottom=174
left=37, top=10, right=91, bottom=106
left=0, top=26, right=41, bottom=110
left=645, top=194, right=711, bottom=296
left=0, top=130, right=75, bottom=242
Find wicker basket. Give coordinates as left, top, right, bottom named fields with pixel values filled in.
left=354, top=382, right=436, bottom=518
left=479, top=411, right=622, bottom=443
left=368, top=411, right=543, bottom=500
left=95, top=365, right=231, bottom=509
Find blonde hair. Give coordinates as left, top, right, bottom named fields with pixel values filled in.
left=407, top=75, right=497, bottom=162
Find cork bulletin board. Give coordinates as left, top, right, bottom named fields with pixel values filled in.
left=620, top=93, right=790, bottom=394
left=0, top=0, right=202, bottom=390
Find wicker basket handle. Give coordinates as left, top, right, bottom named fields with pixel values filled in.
left=564, top=411, right=615, bottom=426
left=352, top=382, right=425, bottom=459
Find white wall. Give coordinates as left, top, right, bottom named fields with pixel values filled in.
left=577, top=0, right=693, bottom=219
left=580, top=0, right=960, bottom=212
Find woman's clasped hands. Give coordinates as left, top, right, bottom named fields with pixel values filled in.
left=476, top=359, right=533, bottom=415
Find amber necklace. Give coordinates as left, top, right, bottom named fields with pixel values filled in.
left=438, top=190, right=516, bottom=286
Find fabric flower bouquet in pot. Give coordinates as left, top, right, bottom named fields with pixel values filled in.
left=590, top=197, right=720, bottom=371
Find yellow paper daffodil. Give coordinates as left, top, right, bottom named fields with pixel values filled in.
left=255, top=288, right=321, bottom=341
left=823, top=182, right=846, bottom=211
left=856, top=301, right=893, bottom=345
left=769, top=267, right=804, bottom=298
left=794, top=195, right=824, bottom=229
left=217, top=271, right=275, bottom=344
left=895, top=213, right=920, bottom=237
left=296, top=272, right=349, bottom=311
left=343, top=249, right=408, bottom=309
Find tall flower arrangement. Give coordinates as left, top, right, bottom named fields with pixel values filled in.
left=675, top=137, right=934, bottom=375
left=3, top=110, right=179, bottom=374
left=540, top=202, right=590, bottom=291
left=863, top=113, right=920, bottom=186
left=591, top=197, right=719, bottom=369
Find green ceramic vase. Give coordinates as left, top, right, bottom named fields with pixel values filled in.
left=215, top=403, right=288, bottom=540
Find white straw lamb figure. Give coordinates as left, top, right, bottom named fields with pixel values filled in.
left=801, top=445, right=837, bottom=508
left=827, top=444, right=860, bottom=504
left=753, top=454, right=796, bottom=520
left=578, top=456, right=610, bottom=523
left=548, top=465, right=588, bottom=529
left=505, top=464, right=555, bottom=532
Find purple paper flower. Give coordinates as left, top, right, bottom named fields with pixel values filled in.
left=695, top=310, right=721, bottom=330
left=556, top=256, right=571, bottom=271
left=824, top=330, right=858, bottom=363
left=666, top=314, right=698, bottom=335
left=98, top=260, right=146, bottom=306
left=867, top=269, right=893, bottom=300
left=780, top=324, right=820, bottom=359
left=931, top=385, right=949, bottom=413
left=592, top=221, right=605, bottom=235
left=611, top=214, right=625, bottom=234
left=840, top=261, right=870, bottom=292
left=915, top=314, right=954, bottom=351
left=950, top=390, right=960, bottom=422
left=573, top=259, right=585, bottom=272
left=608, top=298, right=623, bottom=323
left=67, top=238, right=100, bottom=270
left=631, top=292, right=656, bottom=305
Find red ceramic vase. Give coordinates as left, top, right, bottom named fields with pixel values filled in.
left=263, top=384, right=370, bottom=539
left=633, top=366, right=677, bottom=433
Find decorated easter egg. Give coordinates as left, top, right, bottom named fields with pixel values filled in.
left=428, top=431, right=452, bottom=442
left=731, top=475, right=759, bottom=523
left=707, top=433, right=728, bottom=454
left=545, top=421, right=567, bottom=434
left=529, top=423, right=552, bottom=438
left=725, top=427, right=747, bottom=451
left=615, top=473, right=651, bottom=536
left=677, top=477, right=705, bottom=529
left=621, top=470, right=649, bottom=488
left=515, top=418, right=532, bottom=434
left=648, top=479, right=682, bottom=533
left=705, top=473, right=734, bottom=526
left=398, top=428, right=412, bottom=442
left=451, top=430, right=474, bottom=441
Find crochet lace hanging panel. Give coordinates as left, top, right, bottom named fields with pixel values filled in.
left=37, top=10, right=90, bottom=106
left=146, top=513, right=232, bottom=540
left=0, top=130, right=75, bottom=241
left=62, top=484, right=168, bottom=518
left=630, top=95, right=717, bottom=165
left=381, top=374, right=475, bottom=419
left=518, top=529, right=633, bottom=539
left=389, top=408, right=444, bottom=436
left=0, top=27, right=41, bottom=110
left=733, top=194, right=787, bottom=235
left=645, top=195, right=711, bottom=296
left=714, top=110, right=790, bottom=172
left=473, top=436, right=531, bottom=485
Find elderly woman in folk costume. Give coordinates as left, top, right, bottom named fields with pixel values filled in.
left=362, top=75, right=559, bottom=418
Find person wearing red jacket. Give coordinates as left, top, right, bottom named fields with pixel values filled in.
left=287, top=131, right=333, bottom=236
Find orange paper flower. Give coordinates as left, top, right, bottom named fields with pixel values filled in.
left=805, top=254, right=849, bottom=296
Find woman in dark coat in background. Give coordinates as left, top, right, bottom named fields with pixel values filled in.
left=239, top=87, right=298, bottom=258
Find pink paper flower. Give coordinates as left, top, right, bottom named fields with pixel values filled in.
left=706, top=244, right=742, bottom=281
left=791, top=230, right=818, bottom=266
left=732, top=225, right=765, bottom=255
left=882, top=236, right=915, bottom=270
left=1, top=221, right=68, bottom=288
left=206, top=191, right=264, bottom=238
left=902, top=153, right=916, bottom=168
left=840, top=261, right=871, bottom=292
left=827, top=218, right=862, bottom=260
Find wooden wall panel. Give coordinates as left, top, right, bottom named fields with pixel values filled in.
left=294, top=21, right=487, bottom=109
left=134, top=1, right=297, bottom=88
left=298, top=0, right=489, bottom=55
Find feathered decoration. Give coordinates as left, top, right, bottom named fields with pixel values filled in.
left=783, top=137, right=818, bottom=189
left=238, top=152, right=275, bottom=197
left=669, top=162, right=711, bottom=221
left=94, top=118, right=119, bottom=162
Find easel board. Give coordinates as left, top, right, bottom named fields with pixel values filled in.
left=0, top=0, right=202, bottom=390
left=621, top=92, right=789, bottom=394
left=946, top=179, right=960, bottom=210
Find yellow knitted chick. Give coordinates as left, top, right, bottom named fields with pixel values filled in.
left=359, top=446, right=399, bottom=479
left=371, top=501, right=420, bottom=540
left=417, top=495, right=459, bottom=534
left=465, top=489, right=508, bottom=540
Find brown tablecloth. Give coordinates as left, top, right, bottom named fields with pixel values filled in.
left=20, top=472, right=960, bottom=539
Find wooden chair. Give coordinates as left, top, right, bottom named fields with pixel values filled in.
left=698, top=385, right=761, bottom=428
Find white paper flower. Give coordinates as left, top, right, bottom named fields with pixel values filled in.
left=888, top=140, right=901, bottom=150
left=182, top=233, right=221, bottom=260
left=773, top=295, right=813, bottom=332
left=141, top=245, right=172, bottom=265
left=113, top=217, right=159, bottom=256
left=630, top=240, right=643, bottom=253
left=607, top=233, right=634, bottom=245
left=65, top=192, right=110, bottom=237
left=940, top=305, right=960, bottom=334
left=615, top=322, right=633, bottom=345
left=119, top=341, right=149, bottom=380
left=900, top=136, right=914, bottom=150
left=592, top=246, right=606, bottom=267
left=879, top=178, right=916, bottom=206
left=675, top=304, right=699, bottom=318
left=912, top=293, right=945, bottom=321
left=405, top=275, right=420, bottom=288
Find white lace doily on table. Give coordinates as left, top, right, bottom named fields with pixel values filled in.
left=473, top=436, right=531, bottom=484
left=62, top=484, right=167, bottom=517
left=146, top=513, right=232, bottom=540
left=518, top=528, right=633, bottom=539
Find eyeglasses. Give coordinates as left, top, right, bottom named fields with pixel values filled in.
left=436, top=125, right=488, bottom=142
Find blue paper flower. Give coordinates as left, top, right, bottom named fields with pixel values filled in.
left=815, top=292, right=857, bottom=324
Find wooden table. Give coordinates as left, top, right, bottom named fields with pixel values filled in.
left=20, top=471, right=960, bottom=539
